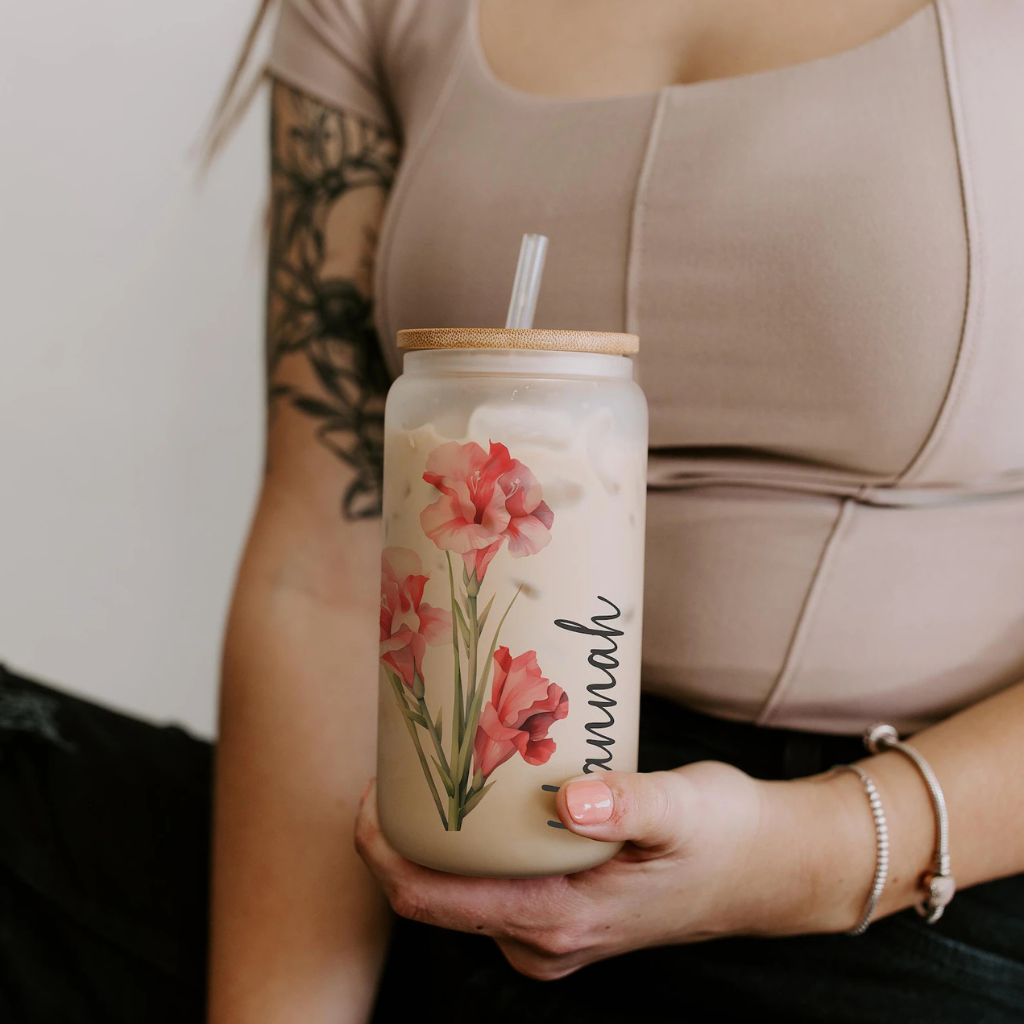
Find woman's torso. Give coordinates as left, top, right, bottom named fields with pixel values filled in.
left=270, top=0, right=1024, bottom=734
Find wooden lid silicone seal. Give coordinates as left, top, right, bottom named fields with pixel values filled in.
left=398, top=327, right=639, bottom=356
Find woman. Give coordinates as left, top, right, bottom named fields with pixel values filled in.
left=2, top=0, right=1022, bottom=1021
left=208, top=0, right=1024, bottom=1019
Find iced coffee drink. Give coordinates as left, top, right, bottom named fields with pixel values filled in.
left=377, top=328, right=647, bottom=877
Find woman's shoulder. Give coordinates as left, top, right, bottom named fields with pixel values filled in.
left=375, top=0, right=473, bottom=62
left=285, top=0, right=469, bottom=54
left=271, top=0, right=470, bottom=131
left=372, top=0, right=476, bottom=136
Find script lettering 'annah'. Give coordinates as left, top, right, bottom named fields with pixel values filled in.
left=554, top=597, right=622, bottom=774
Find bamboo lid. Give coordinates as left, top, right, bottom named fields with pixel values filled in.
left=398, top=327, right=639, bottom=356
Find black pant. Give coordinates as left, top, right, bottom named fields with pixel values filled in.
left=1, top=663, right=1022, bottom=1023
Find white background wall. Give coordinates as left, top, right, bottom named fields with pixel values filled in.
left=0, top=1, right=271, bottom=737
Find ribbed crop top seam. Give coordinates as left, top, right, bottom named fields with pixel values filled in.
left=374, top=17, right=469, bottom=378
left=625, top=89, right=668, bottom=340
left=895, top=0, right=977, bottom=486
left=755, top=499, right=855, bottom=726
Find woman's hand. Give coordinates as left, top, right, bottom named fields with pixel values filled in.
left=355, top=763, right=871, bottom=981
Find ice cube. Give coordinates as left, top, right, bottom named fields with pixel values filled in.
left=467, top=403, right=575, bottom=452
left=430, top=410, right=471, bottom=439
left=584, top=409, right=630, bottom=497
left=541, top=477, right=584, bottom=509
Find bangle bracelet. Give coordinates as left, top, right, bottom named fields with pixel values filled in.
left=833, top=764, right=889, bottom=935
left=864, top=724, right=956, bottom=924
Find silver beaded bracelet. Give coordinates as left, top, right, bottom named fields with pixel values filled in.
left=834, top=763, right=890, bottom=935
left=865, top=723, right=956, bottom=924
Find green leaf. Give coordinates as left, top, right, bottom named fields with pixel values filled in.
left=478, top=585, right=523, bottom=692
left=402, top=706, right=428, bottom=728
left=432, top=756, right=455, bottom=797
left=434, top=706, right=443, bottom=743
left=384, top=669, right=410, bottom=707
left=455, top=585, right=525, bottom=770
left=462, top=781, right=495, bottom=816
left=453, top=600, right=471, bottom=648
left=476, top=594, right=496, bottom=633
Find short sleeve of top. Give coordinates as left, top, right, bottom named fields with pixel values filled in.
left=267, top=0, right=391, bottom=129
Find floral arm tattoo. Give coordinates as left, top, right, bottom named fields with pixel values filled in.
left=267, top=83, right=400, bottom=520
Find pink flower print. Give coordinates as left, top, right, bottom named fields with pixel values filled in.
left=420, top=441, right=554, bottom=580
left=379, top=547, right=452, bottom=689
left=473, top=646, right=568, bottom=778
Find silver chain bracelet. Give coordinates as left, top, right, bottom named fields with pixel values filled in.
left=865, top=723, right=956, bottom=924
left=833, top=764, right=890, bottom=935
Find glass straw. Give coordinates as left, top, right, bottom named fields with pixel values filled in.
left=504, top=233, right=549, bottom=330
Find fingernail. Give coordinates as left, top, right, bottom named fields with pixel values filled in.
left=565, top=780, right=614, bottom=825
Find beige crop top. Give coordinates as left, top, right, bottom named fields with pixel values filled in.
left=269, top=0, right=1024, bottom=734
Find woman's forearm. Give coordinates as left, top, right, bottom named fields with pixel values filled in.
left=772, top=678, right=1024, bottom=935
left=863, top=677, right=1024, bottom=918
left=208, top=527, right=389, bottom=1023
left=207, top=79, right=402, bottom=1020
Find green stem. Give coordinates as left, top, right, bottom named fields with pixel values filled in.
left=453, top=584, right=523, bottom=823
left=417, top=693, right=450, bottom=777
left=385, top=670, right=447, bottom=829
left=445, top=553, right=464, bottom=831
left=445, top=553, right=465, bottom=738
left=446, top=590, right=478, bottom=833
left=466, top=592, right=479, bottom=743
left=457, top=591, right=480, bottom=830
left=478, top=585, right=522, bottom=694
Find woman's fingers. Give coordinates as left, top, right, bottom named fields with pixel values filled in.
left=493, top=934, right=590, bottom=982
left=354, top=779, right=573, bottom=939
left=554, top=769, right=697, bottom=850
left=354, top=779, right=411, bottom=881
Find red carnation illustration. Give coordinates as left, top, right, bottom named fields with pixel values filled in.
left=384, top=438, right=561, bottom=831
left=420, top=440, right=554, bottom=583
left=474, top=647, right=568, bottom=778
left=379, top=547, right=451, bottom=690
